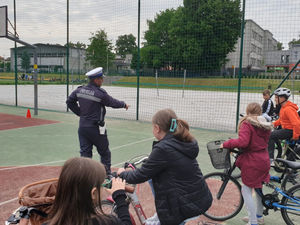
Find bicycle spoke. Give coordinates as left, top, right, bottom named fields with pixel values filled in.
left=281, top=184, right=300, bottom=225
left=204, top=173, right=243, bottom=221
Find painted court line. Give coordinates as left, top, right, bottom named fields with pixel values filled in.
left=0, top=137, right=153, bottom=206
left=0, top=160, right=128, bottom=207
left=0, top=136, right=154, bottom=171
left=0, top=198, right=19, bottom=207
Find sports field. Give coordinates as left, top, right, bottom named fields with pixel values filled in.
left=0, top=104, right=288, bottom=225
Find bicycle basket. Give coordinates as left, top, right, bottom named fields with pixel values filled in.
left=18, top=178, right=58, bottom=225
left=207, top=140, right=231, bottom=169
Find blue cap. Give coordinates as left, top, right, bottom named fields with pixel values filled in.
left=85, top=67, right=105, bottom=79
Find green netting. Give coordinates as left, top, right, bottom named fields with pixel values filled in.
left=0, top=0, right=299, bottom=131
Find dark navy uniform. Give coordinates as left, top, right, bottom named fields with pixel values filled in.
left=66, top=67, right=127, bottom=174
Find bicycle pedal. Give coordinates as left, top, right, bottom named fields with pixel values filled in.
left=263, top=209, right=269, bottom=216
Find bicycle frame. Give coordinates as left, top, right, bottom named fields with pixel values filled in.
left=262, top=182, right=300, bottom=212
left=105, top=160, right=149, bottom=225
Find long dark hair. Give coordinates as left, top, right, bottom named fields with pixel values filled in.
left=152, top=108, right=194, bottom=142
left=48, top=157, right=107, bottom=225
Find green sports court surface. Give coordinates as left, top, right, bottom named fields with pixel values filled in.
left=0, top=104, right=287, bottom=225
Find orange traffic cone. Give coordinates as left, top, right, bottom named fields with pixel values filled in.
left=26, top=109, right=31, bottom=118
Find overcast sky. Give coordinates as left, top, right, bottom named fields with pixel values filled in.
left=0, top=0, right=299, bottom=58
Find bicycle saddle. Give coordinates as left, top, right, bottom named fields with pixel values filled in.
left=275, top=158, right=300, bottom=170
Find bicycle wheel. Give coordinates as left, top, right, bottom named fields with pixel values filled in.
left=203, top=172, right=244, bottom=221
left=281, top=172, right=300, bottom=191
left=281, top=184, right=300, bottom=225
left=101, top=200, right=117, bottom=216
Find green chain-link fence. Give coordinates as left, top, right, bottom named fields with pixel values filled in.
left=0, top=0, right=299, bottom=131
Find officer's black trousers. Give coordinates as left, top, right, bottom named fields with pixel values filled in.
left=78, top=126, right=111, bottom=174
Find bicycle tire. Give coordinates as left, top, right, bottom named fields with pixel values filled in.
left=101, top=200, right=137, bottom=225
left=281, top=184, right=300, bottom=225
left=281, top=171, right=300, bottom=191
left=203, top=172, right=244, bottom=221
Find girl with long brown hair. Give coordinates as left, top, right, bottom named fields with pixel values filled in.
left=45, top=157, right=132, bottom=225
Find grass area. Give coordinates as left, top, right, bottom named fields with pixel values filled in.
left=1, top=72, right=300, bottom=94
left=112, top=76, right=300, bottom=93
left=0, top=72, right=86, bottom=85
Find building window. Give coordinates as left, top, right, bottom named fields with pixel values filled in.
left=252, top=31, right=257, bottom=40
left=251, top=44, right=256, bottom=53
left=257, top=60, right=262, bottom=66
left=250, top=57, right=256, bottom=66
left=257, top=47, right=262, bottom=55
left=258, top=35, right=263, bottom=43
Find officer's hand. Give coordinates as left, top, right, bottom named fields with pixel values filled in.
left=125, top=104, right=130, bottom=110
left=107, top=177, right=126, bottom=194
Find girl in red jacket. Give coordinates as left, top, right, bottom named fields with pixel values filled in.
left=221, top=102, right=272, bottom=225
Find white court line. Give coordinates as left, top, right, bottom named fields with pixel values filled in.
left=0, top=136, right=154, bottom=171
left=0, top=136, right=153, bottom=206
left=0, top=198, right=19, bottom=207
left=0, top=161, right=127, bottom=207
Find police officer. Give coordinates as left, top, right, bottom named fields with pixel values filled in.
left=66, top=67, right=129, bottom=175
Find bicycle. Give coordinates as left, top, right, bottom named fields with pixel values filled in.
left=273, top=139, right=300, bottom=172
left=204, top=140, right=300, bottom=225
left=101, top=154, right=150, bottom=225
left=102, top=154, right=203, bottom=225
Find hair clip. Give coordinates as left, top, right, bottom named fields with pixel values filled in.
left=169, top=118, right=177, bottom=132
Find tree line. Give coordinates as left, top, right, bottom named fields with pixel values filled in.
left=17, top=0, right=300, bottom=74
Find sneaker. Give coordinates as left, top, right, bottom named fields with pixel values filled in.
left=242, top=216, right=264, bottom=225
left=145, top=213, right=160, bottom=225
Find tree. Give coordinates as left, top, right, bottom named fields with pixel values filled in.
left=21, top=51, right=31, bottom=72
left=141, top=0, right=241, bottom=72
left=65, top=41, right=86, bottom=49
left=277, top=42, right=283, bottom=50
left=288, top=35, right=300, bottom=48
left=115, top=34, right=137, bottom=58
left=86, top=29, right=115, bottom=70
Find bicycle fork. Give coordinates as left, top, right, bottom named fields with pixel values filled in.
left=127, top=192, right=148, bottom=225
left=217, top=165, right=237, bottom=200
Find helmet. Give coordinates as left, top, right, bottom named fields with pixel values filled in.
left=274, top=87, right=291, bottom=98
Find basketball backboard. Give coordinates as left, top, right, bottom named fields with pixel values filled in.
left=0, top=6, right=7, bottom=37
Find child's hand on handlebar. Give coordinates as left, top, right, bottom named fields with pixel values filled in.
left=220, top=144, right=223, bottom=148
left=107, top=177, right=126, bottom=194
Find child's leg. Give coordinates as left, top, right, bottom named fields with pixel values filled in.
left=241, top=185, right=257, bottom=224
left=255, top=188, right=264, bottom=217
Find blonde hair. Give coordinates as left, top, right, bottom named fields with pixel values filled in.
left=152, top=108, right=194, bottom=142
left=238, top=102, right=262, bottom=131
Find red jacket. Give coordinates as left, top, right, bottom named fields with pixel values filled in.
left=223, top=116, right=271, bottom=188
left=273, top=101, right=300, bottom=140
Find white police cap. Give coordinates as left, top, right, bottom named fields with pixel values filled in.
left=85, top=67, right=105, bottom=78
